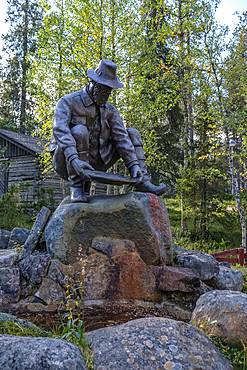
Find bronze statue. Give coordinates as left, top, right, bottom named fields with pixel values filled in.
left=50, top=59, right=166, bottom=202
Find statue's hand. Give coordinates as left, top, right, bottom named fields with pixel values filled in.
left=130, top=164, right=143, bottom=182
left=71, top=158, right=94, bottom=180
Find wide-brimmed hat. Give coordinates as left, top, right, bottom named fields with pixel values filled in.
left=87, top=59, right=123, bottom=89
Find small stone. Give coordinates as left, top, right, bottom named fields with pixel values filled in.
left=7, top=228, right=30, bottom=249
left=0, top=230, right=11, bottom=249
left=19, top=253, right=51, bottom=284
left=0, top=250, right=18, bottom=267
left=175, top=250, right=219, bottom=281
left=81, top=252, right=161, bottom=301
left=19, top=207, right=51, bottom=259
left=46, top=260, right=67, bottom=289
left=219, top=261, right=231, bottom=268
left=207, top=266, right=243, bottom=291
left=34, top=276, right=66, bottom=305
left=0, top=266, right=20, bottom=304
left=91, top=237, right=136, bottom=257
left=150, top=265, right=201, bottom=292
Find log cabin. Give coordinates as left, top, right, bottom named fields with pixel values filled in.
left=0, top=129, right=69, bottom=206
left=0, top=129, right=108, bottom=206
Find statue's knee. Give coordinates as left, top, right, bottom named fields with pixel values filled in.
left=71, top=125, right=89, bottom=151
left=127, top=127, right=142, bottom=146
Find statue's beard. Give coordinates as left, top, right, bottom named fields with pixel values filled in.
left=92, top=83, right=110, bottom=106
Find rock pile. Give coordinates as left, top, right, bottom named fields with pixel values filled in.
left=0, top=194, right=244, bottom=321
left=0, top=192, right=246, bottom=368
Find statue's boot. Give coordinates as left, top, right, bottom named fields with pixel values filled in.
left=70, top=186, right=87, bottom=203
left=135, top=157, right=167, bottom=196
left=67, top=151, right=89, bottom=203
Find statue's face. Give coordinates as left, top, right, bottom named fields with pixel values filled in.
left=92, top=82, right=112, bottom=106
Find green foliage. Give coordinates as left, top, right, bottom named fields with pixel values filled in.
left=0, top=182, right=57, bottom=231
left=210, top=336, right=247, bottom=369
left=0, top=316, right=94, bottom=370
left=0, top=184, right=33, bottom=230
left=165, top=197, right=242, bottom=252
left=34, top=186, right=57, bottom=212
left=1, top=0, right=246, bottom=241
left=19, top=181, right=57, bottom=213
left=0, top=278, right=93, bottom=368
left=53, top=276, right=93, bottom=370
left=0, top=320, right=48, bottom=338
left=0, top=0, right=42, bottom=133
left=235, top=265, right=247, bottom=294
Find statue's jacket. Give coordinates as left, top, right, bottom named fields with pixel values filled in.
left=50, top=87, right=139, bottom=168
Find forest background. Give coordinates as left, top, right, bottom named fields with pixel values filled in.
left=0, top=0, right=247, bottom=253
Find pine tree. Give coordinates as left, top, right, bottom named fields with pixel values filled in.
left=0, top=0, right=42, bottom=133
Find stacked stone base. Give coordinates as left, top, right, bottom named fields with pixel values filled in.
left=0, top=193, right=243, bottom=322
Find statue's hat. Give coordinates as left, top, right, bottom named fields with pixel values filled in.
left=87, top=59, right=123, bottom=89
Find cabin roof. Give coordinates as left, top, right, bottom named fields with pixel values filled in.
left=0, top=129, right=48, bottom=156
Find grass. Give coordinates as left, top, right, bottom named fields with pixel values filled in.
left=210, top=336, right=247, bottom=369
left=164, top=197, right=242, bottom=253
left=0, top=318, right=94, bottom=370
left=235, top=265, right=247, bottom=294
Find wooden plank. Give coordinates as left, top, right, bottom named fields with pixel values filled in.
left=239, top=248, right=245, bottom=266
left=211, top=248, right=239, bottom=258
left=213, top=257, right=239, bottom=263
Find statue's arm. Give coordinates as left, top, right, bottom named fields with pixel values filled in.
left=53, top=98, right=79, bottom=163
left=109, top=106, right=142, bottom=178
left=53, top=98, right=94, bottom=178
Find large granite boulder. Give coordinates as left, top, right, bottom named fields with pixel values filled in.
left=85, top=317, right=233, bottom=369
left=192, top=290, right=247, bottom=348
left=0, top=335, right=86, bottom=370
left=45, top=192, right=173, bottom=266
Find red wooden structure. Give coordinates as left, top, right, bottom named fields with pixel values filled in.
left=211, top=248, right=247, bottom=267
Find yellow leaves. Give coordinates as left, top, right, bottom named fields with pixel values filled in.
left=198, top=154, right=209, bottom=160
